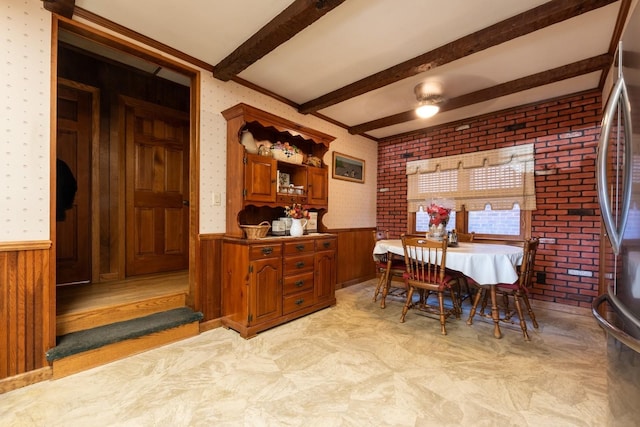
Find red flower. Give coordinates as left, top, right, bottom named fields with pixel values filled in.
left=426, top=203, right=451, bottom=226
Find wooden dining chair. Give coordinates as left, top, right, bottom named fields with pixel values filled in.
left=372, top=230, right=406, bottom=308
left=468, top=238, right=540, bottom=340
left=400, top=235, right=461, bottom=335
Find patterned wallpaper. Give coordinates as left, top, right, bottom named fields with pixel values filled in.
left=0, top=1, right=377, bottom=242
left=1, top=0, right=51, bottom=241
left=198, top=75, right=378, bottom=233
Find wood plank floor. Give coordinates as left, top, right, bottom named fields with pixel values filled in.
left=56, top=271, right=189, bottom=316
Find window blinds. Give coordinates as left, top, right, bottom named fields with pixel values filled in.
left=406, top=144, right=536, bottom=212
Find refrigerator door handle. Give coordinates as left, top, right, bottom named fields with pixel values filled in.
left=596, top=75, right=633, bottom=255
left=592, top=293, right=640, bottom=353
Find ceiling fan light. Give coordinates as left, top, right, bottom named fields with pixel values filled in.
left=416, top=103, right=440, bottom=119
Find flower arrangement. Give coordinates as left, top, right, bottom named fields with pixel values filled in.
left=270, top=141, right=300, bottom=158
left=285, top=203, right=310, bottom=219
left=426, top=203, right=451, bottom=226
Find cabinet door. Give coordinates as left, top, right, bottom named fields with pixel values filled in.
left=245, top=154, right=276, bottom=203
left=314, top=250, right=336, bottom=303
left=249, top=257, right=282, bottom=324
left=307, top=167, right=328, bottom=206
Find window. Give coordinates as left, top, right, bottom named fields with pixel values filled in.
left=407, top=145, right=535, bottom=238
left=469, top=204, right=520, bottom=235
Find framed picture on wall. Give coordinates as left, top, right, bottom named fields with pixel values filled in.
left=332, top=152, right=365, bottom=184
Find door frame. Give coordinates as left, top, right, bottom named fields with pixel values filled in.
left=56, top=78, right=101, bottom=284
left=51, top=17, right=201, bottom=308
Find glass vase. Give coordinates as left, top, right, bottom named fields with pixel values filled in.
left=428, top=223, right=446, bottom=241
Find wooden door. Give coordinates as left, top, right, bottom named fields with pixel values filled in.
left=56, top=83, right=92, bottom=285
left=125, top=102, right=189, bottom=276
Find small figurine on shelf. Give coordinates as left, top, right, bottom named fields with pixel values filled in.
left=306, top=155, right=322, bottom=167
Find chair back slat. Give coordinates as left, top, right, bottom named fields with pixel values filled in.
left=401, top=235, right=448, bottom=286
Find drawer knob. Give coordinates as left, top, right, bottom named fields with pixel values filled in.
left=295, top=280, right=304, bottom=287
left=295, top=261, right=305, bottom=268
left=296, top=244, right=305, bottom=251
left=295, top=298, right=304, bottom=305
left=323, top=242, right=330, bottom=248
left=261, top=247, right=273, bottom=255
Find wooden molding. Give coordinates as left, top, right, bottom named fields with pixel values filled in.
left=199, top=318, right=223, bottom=333
left=0, top=367, right=52, bottom=395
left=0, top=240, right=52, bottom=252
left=198, top=233, right=226, bottom=241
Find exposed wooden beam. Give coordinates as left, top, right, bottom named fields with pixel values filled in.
left=42, top=0, right=75, bottom=19
left=213, top=0, right=346, bottom=81
left=348, top=54, right=612, bottom=136
left=599, top=0, right=633, bottom=88
left=300, top=0, right=617, bottom=114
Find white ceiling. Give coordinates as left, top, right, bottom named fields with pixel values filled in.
left=71, top=0, right=625, bottom=140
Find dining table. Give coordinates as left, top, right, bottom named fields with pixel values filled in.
left=372, top=239, right=524, bottom=338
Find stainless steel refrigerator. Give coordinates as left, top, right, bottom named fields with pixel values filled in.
left=593, top=3, right=640, bottom=422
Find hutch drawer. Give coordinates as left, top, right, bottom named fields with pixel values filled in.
left=283, top=254, right=315, bottom=274
left=283, top=271, right=314, bottom=295
left=249, top=243, right=282, bottom=259
left=283, top=290, right=315, bottom=314
left=283, top=240, right=314, bottom=255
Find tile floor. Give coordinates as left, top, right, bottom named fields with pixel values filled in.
left=1, top=280, right=639, bottom=426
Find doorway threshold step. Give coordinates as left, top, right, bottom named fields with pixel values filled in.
left=46, top=307, right=203, bottom=363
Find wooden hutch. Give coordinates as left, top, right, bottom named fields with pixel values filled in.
left=221, top=103, right=337, bottom=338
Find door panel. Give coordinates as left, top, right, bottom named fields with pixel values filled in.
left=56, top=84, right=92, bottom=285
left=244, top=154, right=276, bottom=202
left=125, top=102, right=189, bottom=276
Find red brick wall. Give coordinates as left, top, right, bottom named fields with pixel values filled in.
left=377, top=91, right=602, bottom=308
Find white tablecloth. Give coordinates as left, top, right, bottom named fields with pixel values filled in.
left=373, top=240, right=523, bottom=285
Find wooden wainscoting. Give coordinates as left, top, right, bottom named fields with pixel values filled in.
left=0, top=241, right=54, bottom=391
left=196, top=234, right=223, bottom=330
left=333, top=228, right=377, bottom=288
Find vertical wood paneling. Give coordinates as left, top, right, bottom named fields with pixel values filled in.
left=197, top=235, right=222, bottom=321
left=334, top=228, right=376, bottom=288
left=0, top=253, right=9, bottom=378
left=0, top=245, right=51, bottom=380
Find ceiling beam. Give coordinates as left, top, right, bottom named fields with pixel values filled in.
left=213, top=0, right=346, bottom=81
left=348, top=54, right=612, bottom=136
left=42, top=0, right=75, bottom=19
left=299, top=0, right=617, bottom=114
